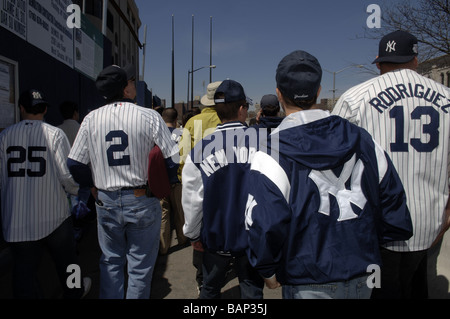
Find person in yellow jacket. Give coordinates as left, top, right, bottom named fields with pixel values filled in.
left=178, top=81, right=222, bottom=295
left=178, top=81, right=223, bottom=174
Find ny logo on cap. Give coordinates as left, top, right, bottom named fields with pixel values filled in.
left=32, top=91, right=42, bottom=100
left=386, top=40, right=397, bottom=53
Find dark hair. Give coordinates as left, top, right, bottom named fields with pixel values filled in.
left=23, top=104, right=47, bottom=115
left=154, top=106, right=164, bottom=115
left=262, top=104, right=280, bottom=117
left=59, top=101, right=79, bottom=120
left=280, top=89, right=318, bottom=110
left=162, top=107, right=178, bottom=123
left=182, top=110, right=195, bottom=127
left=215, top=93, right=246, bottom=122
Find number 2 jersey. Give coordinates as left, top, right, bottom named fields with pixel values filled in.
left=68, top=101, right=178, bottom=192
left=332, top=69, right=450, bottom=252
left=0, top=121, right=79, bottom=242
left=245, top=110, right=413, bottom=285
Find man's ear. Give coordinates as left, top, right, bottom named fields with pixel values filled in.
left=276, top=88, right=284, bottom=104
left=123, top=86, right=130, bottom=99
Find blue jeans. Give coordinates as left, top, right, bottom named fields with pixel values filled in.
left=282, top=275, right=372, bottom=299
left=9, top=218, right=83, bottom=299
left=200, top=250, right=264, bottom=299
left=96, top=189, right=162, bottom=299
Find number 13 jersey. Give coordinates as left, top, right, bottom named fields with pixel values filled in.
left=332, top=68, right=450, bottom=251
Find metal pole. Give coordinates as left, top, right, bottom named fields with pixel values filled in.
left=171, top=15, right=175, bottom=108
left=210, top=16, right=213, bottom=84
left=191, top=15, right=194, bottom=109
left=333, top=72, right=336, bottom=103
left=187, top=70, right=190, bottom=111
left=140, top=25, right=147, bottom=81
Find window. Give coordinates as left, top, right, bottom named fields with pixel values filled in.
left=84, top=0, right=103, bottom=20
left=107, top=10, right=114, bottom=32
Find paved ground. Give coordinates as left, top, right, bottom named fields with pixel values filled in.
left=0, top=217, right=449, bottom=299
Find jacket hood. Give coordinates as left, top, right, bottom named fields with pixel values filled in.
left=274, top=110, right=361, bottom=170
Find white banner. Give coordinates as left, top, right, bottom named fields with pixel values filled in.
left=27, top=0, right=74, bottom=68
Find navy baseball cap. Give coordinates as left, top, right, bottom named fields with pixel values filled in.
left=373, top=30, right=418, bottom=64
left=276, top=50, right=322, bottom=102
left=214, top=80, right=247, bottom=104
left=19, top=89, right=49, bottom=108
left=96, top=64, right=136, bottom=100
left=260, top=94, right=280, bottom=111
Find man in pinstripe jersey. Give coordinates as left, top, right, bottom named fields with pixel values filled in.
left=332, top=30, right=450, bottom=298
left=0, top=89, right=90, bottom=299
left=68, top=65, right=179, bottom=299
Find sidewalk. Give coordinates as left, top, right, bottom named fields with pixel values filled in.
left=0, top=218, right=449, bottom=299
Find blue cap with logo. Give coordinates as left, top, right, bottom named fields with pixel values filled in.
left=276, top=50, right=322, bottom=102
left=214, top=80, right=247, bottom=104
left=19, top=89, right=49, bottom=108
left=372, top=30, right=418, bottom=64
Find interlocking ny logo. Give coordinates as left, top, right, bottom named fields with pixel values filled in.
left=32, top=91, right=42, bottom=100
left=309, top=155, right=367, bottom=222
left=386, top=40, right=397, bottom=53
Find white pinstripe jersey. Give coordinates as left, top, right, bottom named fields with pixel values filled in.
left=68, top=101, right=179, bottom=191
left=0, top=121, right=79, bottom=243
left=332, top=68, right=450, bottom=251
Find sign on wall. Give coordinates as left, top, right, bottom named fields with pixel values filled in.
left=0, top=55, right=18, bottom=130
left=74, top=14, right=104, bottom=80
left=0, top=0, right=103, bottom=75
left=27, top=0, right=74, bottom=68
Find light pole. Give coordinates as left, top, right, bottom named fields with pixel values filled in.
left=187, top=65, right=216, bottom=109
left=324, top=65, right=364, bottom=104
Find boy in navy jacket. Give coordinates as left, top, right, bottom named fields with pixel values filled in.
left=182, top=80, right=265, bottom=299
left=245, top=51, right=413, bottom=299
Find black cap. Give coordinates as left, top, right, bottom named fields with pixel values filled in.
left=276, top=50, right=322, bottom=102
left=19, top=89, right=49, bottom=108
left=214, top=80, right=247, bottom=104
left=96, top=64, right=136, bottom=100
left=372, top=30, right=418, bottom=64
left=260, top=94, right=280, bottom=111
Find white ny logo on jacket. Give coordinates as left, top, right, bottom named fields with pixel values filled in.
left=309, top=155, right=367, bottom=222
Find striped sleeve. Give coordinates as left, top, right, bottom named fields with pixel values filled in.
left=54, top=129, right=79, bottom=196
left=69, top=115, right=91, bottom=165
left=152, top=112, right=179, bottom=161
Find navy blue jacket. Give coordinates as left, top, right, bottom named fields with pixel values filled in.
left=245, top=110, right=413, bottom=284
left=182, top=121, right=264, bottom=256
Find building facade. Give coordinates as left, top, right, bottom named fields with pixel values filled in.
left=74, top=0, right=142, bottom=82
left=0, top=0, right=146, bottom=129
left=418, top=54, right=450, bottom=88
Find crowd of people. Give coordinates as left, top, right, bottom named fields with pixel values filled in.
left=0, top=30, right=449, bottom=299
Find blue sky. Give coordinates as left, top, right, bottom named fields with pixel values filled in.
left=135, top=0, right=389, bottom=108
